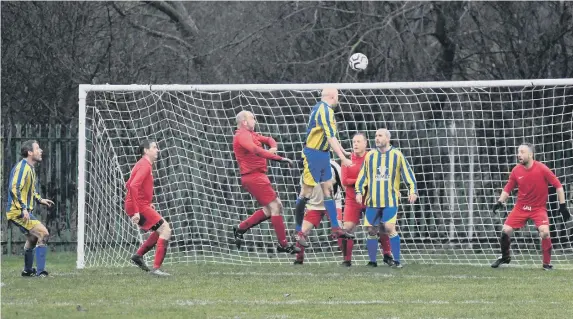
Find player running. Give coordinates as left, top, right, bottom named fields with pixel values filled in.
left=340, top=132, right=393, bottom=267
left=126, top=140, right=172, bottom=276
left=232, top=110, right=300, bottom=254
left=356, top=129, right=417, bottom=268
left=294, top=88, right=353, bottom=247
left=293, top=160, right=343, bottom=265
left=6, top=140, right=54, bottom=277
left=491, top=143, right=570, bottom=270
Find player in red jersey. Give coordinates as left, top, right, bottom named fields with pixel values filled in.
left=491, top=143, right=570, bottom=270
left=232, top=110, right=300, bottom=254
left=339, top=132, right=393, bottom=267
left=126, top=140, right=171, bottom=276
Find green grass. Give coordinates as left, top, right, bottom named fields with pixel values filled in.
left=2, top=253, right=572, bottom=319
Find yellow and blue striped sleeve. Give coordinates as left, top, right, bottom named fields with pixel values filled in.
left=399, top=152, right=417, bottom=195
left=9, top=163, right=31, bottom=210
left=355, top=152, right=369, bottom=195
left=318, top=105, right=337, bottom=138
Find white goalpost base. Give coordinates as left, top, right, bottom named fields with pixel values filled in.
left=77, top=79, right=573, bottom=269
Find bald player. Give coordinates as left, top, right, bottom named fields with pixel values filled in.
left=294, top=88, right=354, bottom=247
left=356, top=129, right=417, bottom=268
left=232, top=110, right=300, bottom=254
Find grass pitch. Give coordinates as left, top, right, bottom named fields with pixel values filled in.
left=1, top=252, right=572, bottom=319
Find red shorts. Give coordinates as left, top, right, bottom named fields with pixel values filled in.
left=504, top=206, right=549, bottom=229
left=343, top=200, right=365, bottom=224
left=304, top=208, right=342, bottom=228
left=125, top=203, right=163, bottom=231
left=241, top=173, right=277, bottom=206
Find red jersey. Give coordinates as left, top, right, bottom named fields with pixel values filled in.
left=341, top=152, right=367, bottom=203
left=125, top=158, right=154, bottom=215
left=503, top=161, right=562, bottom=209
left=233, top=127, right=282, bottom=175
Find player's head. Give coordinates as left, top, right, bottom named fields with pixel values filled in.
left=21, top=140, right=42, bottom=163
left=518, top=143, right=534, bottom=165
left=352, top=132, right=368, bottom=155
left=139, top=140, right=159, bottom=162
left=321, top=88, right=339, bottom=107
left=236, top=110, right=256, bottom=131
left=374, top=129, right=391, bottom=149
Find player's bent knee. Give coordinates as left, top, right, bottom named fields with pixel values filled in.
left=158, top=221, right=172, bottom=240
left=384, top=223, right=396, bottom=235
left=367, top=227, right=377, bottom=237
left=343, top=222, right=356, bottom=232
left=538, top=226, right=550, bottom=238
left=501, top=226, right=514, bottom=234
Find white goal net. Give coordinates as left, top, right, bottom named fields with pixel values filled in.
left=77, top=80, right=573, bottom=269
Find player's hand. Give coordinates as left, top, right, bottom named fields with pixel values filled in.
left=559, top=203, right=571, bottom=222
left=343, top=149, right=352, bottom=157
left=268, top=147, right=278, bottom=154
left=341, top=158, right=353, bottom=167
left=492, top=201, right=504, bottom=214
left=356, top=194, right=362, bottom=204
left=408, top=193, right=418, bottom=204
left=40, top=199, right=54, bottom=207
left=131, top=213, right=141, bottom=225
left=21, top=209, right=30, bottom=221
left=281, top=158, right=294, bottom=167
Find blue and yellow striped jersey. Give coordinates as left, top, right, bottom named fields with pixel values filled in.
left=6, top=159, right=42, bottom=212
left=305, top=101, right=337, bottom=151
left=355, top=146, right=417, bottom=208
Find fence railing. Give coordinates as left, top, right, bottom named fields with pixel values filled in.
left=1, top=123, right=78, bottom=254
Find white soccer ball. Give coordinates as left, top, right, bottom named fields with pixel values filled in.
left=349, top=53, right=368, bottom=71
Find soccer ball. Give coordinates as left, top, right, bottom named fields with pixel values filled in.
left=349, top=53, right=368, bottom=71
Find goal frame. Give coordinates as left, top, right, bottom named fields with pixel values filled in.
left=77, top=78, right=573, bottom=269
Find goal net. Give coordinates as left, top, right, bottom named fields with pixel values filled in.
left=77, top=80, right=573, bottom=269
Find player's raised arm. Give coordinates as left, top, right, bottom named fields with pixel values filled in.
left=318, top=88, right=351, bottom=167
left=236, top=130, right=287, bottom=162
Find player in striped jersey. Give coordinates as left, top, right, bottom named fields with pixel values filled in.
left=293, top=160, right=343, bottom=264
left=355, top=129, right=417, bottom=268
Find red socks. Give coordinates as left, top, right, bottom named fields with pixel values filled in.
left=153, top=238, right=168, bottom=269
left=345, top=239, right=354, bottom=261
left=239, top=210, right=267, bottom=231
left=542, top=237, right=552, bottom=265
left=295, top=242, right=304, bottom=262
left=270, top=215, right=288, bottom=247
left=136, top=232, right=159, bottom=256
left=379, top=233, right=391, bottom=255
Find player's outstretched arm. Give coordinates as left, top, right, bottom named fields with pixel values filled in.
left=237, top=131, right=291, bottom=165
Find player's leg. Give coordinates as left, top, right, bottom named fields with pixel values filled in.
left=267, top=198, right=300, bottom=254
left=340, top=204, right=361, bottom=266
left=377, top=223, right=393, bottom=266
left=365, top=207, right=382, bottom=267
left=22, top=234, right=38, bottom=276
left=150, top=220, right=171, bottom=276
left=381, top=207, right=401, bottom=268
left=294, top=210, right=321, bottom=264
left=28, top=221, right=50, bottom=277
left=491, top=208, right=525, bottom=268
left=234, top=174, right=273, bottom=247
left=294, top=152, right=315, bottom=232
left=320, top=182, right=353, bottom=239
left=532, top=210, right=552, bottom=269
left=131, top=231, right=159, bottom=272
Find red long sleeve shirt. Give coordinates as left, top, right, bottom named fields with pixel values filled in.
left=503, top=161, right=562, bottom=209
left=125, top=158, right=154, bottom=215
left=233, top=127, right=282, bottom=175
left=341, top=152, right=367, bottom=203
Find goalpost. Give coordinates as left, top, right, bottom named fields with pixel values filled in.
left=77, top=79, right=573, bottom=269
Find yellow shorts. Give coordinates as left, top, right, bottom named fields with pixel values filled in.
left=6, top=210, right=42, bottom=234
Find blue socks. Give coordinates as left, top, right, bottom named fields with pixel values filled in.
left=35, top=245, right=47, bottom=274
left=24, top=248, right=34, bottom=271
left=390, top=234, right=401, bottom=263
left=367, top=236, right=378, bottom=262
left=324, top=198, right=340, bottom=228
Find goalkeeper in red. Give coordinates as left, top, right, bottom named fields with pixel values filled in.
left=232, top=111, right=299, bottom=254
left=126, top=140, right=172, bottom=276
left=491, top=143, right=570, bottom=270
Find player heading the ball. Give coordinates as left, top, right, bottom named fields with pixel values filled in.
left=126, top=140, right=172, bottom=276
left=294, top=88, right=354, bottom=247
left=232, top=111, right=300, bottom=254
left=491, top=143, right=570, bottom=270
left=355, top=129, right=418, bottom=268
